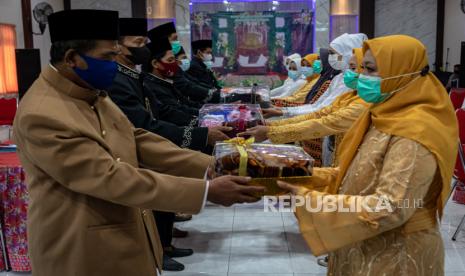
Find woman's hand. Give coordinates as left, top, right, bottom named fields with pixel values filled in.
left=238, top=125, right=270, bottom=142
left=277, top=181, right=309, bottom=196
left=262, top=108, right=284, bottom=119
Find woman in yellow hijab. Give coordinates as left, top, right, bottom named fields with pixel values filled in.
left=272, top=53, right=320, bottom=106
left=278, top=35, right=458, bottom=275
left=303, top=53, right=320, bottom=82
left=274, top=54, right=320, bottom=102
left=242, top=48, right=368, bottom=166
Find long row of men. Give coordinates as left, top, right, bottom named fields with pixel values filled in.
left=109, top=18, right=236, bottom=272
left=12, top=8, right=459, bottom=276
left=112, top=18, right=224, bottom=153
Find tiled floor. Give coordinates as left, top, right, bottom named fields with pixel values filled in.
left=1, top=200, right=464, bottom=276
left=164, top=199, right=465, bottom=276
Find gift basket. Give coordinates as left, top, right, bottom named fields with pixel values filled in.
left=210, top=138, right=316, bottom=196
left=199, top=104, right=265, bottom=138
left=220, top=84, right=271, bottom=108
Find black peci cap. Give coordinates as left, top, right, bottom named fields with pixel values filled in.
left=147, top=22, right=176, bottom=42
left=119, top=18, right=148, bottom=37
left=48, top=10, right=119, bottom=43
left=147, top=37, right=172, bottom=57
left=192, top=40, right=212, bottom=52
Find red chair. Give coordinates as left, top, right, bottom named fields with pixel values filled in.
left=450, top=88, right=465, bottom=110
left=452, top=108, right=465, bottom=240
left=454, top=108, right=465, bottom=179
left=0, top=98, right=17, bottom=125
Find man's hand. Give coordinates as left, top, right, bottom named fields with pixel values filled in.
left=262, top=108, right=284, bottom=119
left=208, top=175, right=265, bottom=206
left=238, top=125, right=269, bottom=142
left=207, top=126, right=232, bottom=145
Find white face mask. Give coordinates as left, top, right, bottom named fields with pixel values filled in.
left=328, top=54, right=346, bottom=71
left=202, top=53, right=213, bottom=62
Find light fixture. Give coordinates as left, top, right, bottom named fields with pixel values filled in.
left=272, top=1, right=279, bottom=5
left=223, top=0, right=229, bottom=4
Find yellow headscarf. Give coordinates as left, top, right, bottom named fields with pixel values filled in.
left=353, top=48, right=363, bottom=73
left=303, top=54, right=319, bottom=82
left=332, top=35, right=458, bottom=218
left=331, top=48, right=364, bottom=108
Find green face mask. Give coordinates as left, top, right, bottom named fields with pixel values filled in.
left=343, top=69, right=359, bottom=90
left=312, top=60, right=322, bottom=74
left=171, top=40, right=182, bottom=55
left=357, top=71, right=422, bottom=103
left=356, top=74, right=387, bottom=103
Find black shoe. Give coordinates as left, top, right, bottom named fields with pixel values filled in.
left=163, top=255, right=185, bottom=271
left=317, top=256, right=328, bottom=267
left=173, top=227, right=189, bottom=238
left=164, top=246, right=194, bottom=258
left=175, top=213, right=192, bottom=222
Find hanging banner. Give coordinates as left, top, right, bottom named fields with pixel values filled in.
left=191, top=11, right=313, bottom=75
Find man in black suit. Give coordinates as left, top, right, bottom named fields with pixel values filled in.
left=107, top=18, right=229, bottom=272
left=187, top=39, right=221, bottom=89
left=173, top=46, right=221, bottom=104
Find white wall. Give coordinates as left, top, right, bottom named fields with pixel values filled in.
left=375, top=0, right=437, bottom=67
left=443, top=0, right=465, bottom=72
left=31, top=0, right=64, bottom=67
left=71, top=0, right=131, bottom=17
left=175, top=0, right=191, bottom=58
left=0, top=0, right=25, bottom=48
left=0, top=0, right=64, bottom=67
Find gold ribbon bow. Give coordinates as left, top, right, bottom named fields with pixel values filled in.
left=224, top=137, right=255, bottom=176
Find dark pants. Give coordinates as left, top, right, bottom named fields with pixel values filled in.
left=153, top=211, right=175, bottom=248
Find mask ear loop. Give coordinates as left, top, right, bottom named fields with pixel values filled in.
left=377, top=66, right=429, bottom=104
left=382, top=70, right=421, bottom=81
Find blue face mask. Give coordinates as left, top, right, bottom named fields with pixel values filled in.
left=204, top=60, right=213, bottom=70
left=343, top=69, right=359, bottom=90
left=171, top=40, right=182, bottom=55
left=179, top=58, right=191, bottom=71
left=73, top=55, right=117, bottom=90
left=312, top=59, right=322, bottom=74
left=288, top=70, right=301, bottom=81
left=301, top=67, right=314, bottom=77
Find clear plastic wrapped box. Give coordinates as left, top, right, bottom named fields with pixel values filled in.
left=220, top=85, right=271, bottom=108
left=210, top=141, right=315, bottom=196
left=213, top=142, right=314, bottom=178
left=199, top=104, right=265, bottom=138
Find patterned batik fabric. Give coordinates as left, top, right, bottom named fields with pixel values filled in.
left=271, top=99, right=305, bottom=108
left=308, top=80, right=331, bottom=104
left=0, top=158, right=31, bottom=272
left=301, top=138, right=323, bottom=167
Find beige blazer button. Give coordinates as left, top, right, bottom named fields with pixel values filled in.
left=102, top=130, right=106, bottom=136
left=116, top=157, right=121, bottom=162
left=90, top=106, right=95, bottom=110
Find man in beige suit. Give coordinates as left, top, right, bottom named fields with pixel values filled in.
left=13, top=10, right=264, bottom=276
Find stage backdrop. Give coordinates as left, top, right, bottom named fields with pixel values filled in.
left=191, top=11, right=313, bottom=75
